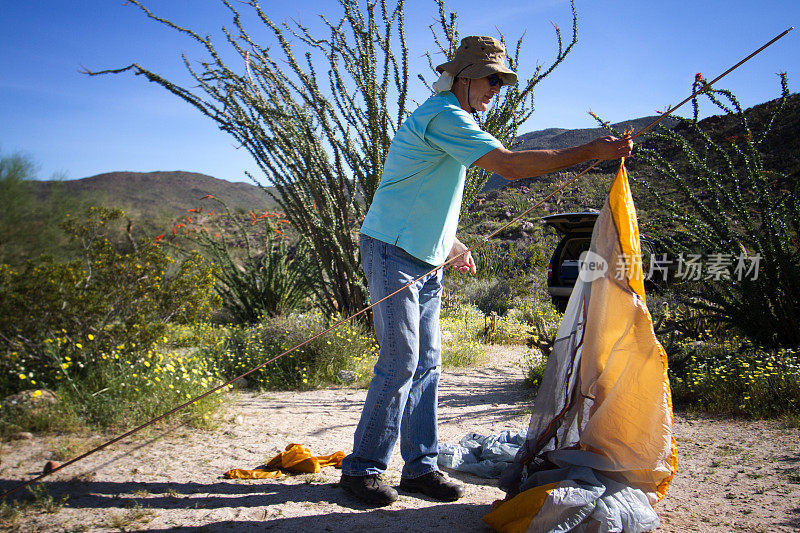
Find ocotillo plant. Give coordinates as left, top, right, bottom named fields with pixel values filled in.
left=599, top=74, right=799, bottom=349
left=87, top=0, right=578, bottom=319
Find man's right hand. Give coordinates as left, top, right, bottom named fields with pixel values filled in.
left=586, top=136, right=634, bottom=160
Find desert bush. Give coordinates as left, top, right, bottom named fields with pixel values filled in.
left=206, top=312, right=379, bottom=390
left=458, top=277, right=515, bottom=317
left=490, top=310, right=534, bottom=345
left=439, top=303, right=489, bottom=368
left=0, top=151, right=73, bottom=267
left=0, top=332, right=225, bottom=437
left=177, top=200, right=317, bottom=323
left=514, top=291, right=562, bottom=388
left=0, top=151, right=36, bottom=266
left=521, top=349, right=548, bottom=389
left=514, top=290, right=563, bottom=355
left=464, top=229, right=557, bottom=281
left=649, top=292, right=800, bottom=418
left=670, top=341, right=800, bottom=418
left=0, top=207, right=219, bottom=396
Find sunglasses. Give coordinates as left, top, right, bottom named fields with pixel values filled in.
left=488, top=73, right=504, bottom=88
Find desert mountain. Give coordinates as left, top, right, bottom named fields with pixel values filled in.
left=31, top=170, right=278, bottom=219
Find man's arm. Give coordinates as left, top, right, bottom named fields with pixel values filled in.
left=448, top=237, right=476, bottom=275
left=474, top=136, right=633, bottom=180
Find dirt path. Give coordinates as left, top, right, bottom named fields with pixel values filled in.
left=1, top=345, right=799, bottom=532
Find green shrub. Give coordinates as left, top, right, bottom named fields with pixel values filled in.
left=0, top=207, right=224, bottom=434
left=439, top=303, right=489, bottom=367
left=206, top=312, right=378, bottom=390
left=0, top=207, right=219, bottom=395
left=490, top=310, right=534, bottom=345
left=463, top=231, right=557, bottom=281
left=670, top=342, right=800, bottom=418
left=178, top=201, right=317, bottom=323
left=514, top=294, right=561, bottom=387
left=514, top=293, right=563, bottom=358
left=0, top=332, right=226, bottom=436
left=0, top=151, right=75, bottom=267
left=458, top=277, right=516, bottom=316
left=521, top=349, right=548, bottom=389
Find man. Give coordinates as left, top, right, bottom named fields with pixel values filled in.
left=340, top=36, right=633, bottom=506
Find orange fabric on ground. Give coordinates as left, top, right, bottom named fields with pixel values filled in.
left=224, top=469, right=283, bottom=479
left=223, top=443, right=346, bottom=479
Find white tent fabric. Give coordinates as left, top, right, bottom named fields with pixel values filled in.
left=485, top=160, right=678, bottom=533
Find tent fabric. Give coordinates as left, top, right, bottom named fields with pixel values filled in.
left=487, top=160, right=677, bottom=532
left=438, top=429, right=528, bottom=478
left=487, top=466, right=660, bottom=533
left=223, top=443, right=345, bottom=479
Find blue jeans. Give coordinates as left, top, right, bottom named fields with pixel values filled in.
left=342, top=234, right=443, bottom=479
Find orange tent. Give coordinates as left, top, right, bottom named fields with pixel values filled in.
left=486, top=160, right=677, bottom=532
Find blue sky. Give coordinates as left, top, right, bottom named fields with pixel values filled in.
left=1, top=1, right=796, bottom=183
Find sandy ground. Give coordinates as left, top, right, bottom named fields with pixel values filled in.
left=1, top=345, right=799, bottom=532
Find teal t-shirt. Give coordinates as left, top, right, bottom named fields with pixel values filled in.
left=361, top=91, right=502, bottom=265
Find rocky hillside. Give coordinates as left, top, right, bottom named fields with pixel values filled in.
left=31, top=170, right=278, bottom=219
left=515, top=115, right=679, bottom=151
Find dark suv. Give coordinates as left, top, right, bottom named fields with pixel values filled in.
left=543, top=211, right=659, bottom=311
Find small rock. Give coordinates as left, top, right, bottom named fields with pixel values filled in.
left=231, top=377, right=249, bottom=390
left=441, top=330, right=454, bottom=345
left=43, top=461, right=60, bottom=474
left=336, top=370, right=357, bottom=384
left=2, top=389, right=59, bottom=410
left=234, top=414, right=245, bottom=425
left=11, top=432, right=34, bottom=440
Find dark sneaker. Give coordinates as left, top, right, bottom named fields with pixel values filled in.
left=399, top=471, right=465, bottom=502
left=340, top=473, right=398, bottom=506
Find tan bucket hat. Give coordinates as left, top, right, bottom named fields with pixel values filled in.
left=436, top=36, right=518, bottom=86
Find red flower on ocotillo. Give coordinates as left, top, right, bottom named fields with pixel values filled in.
left=695, top=72, right=703, bottom=82
left=201, top=194, right=214, bottom=199
left=153, top=234, right=164, bottom=243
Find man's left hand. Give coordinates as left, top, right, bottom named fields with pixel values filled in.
left=449, top=238, right=477, bottom=275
